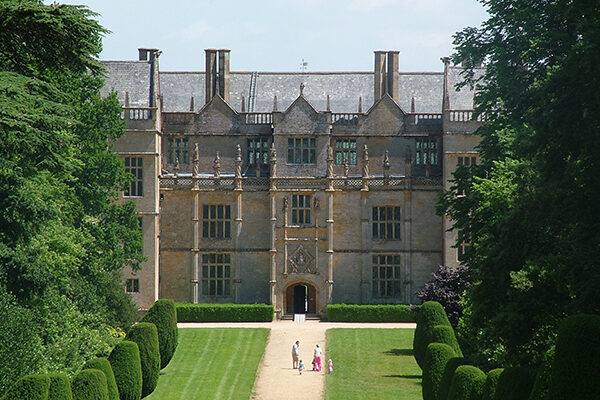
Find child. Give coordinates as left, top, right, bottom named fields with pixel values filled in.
left=328, top=359, right=333, bottom=374
left=298, top=359, right=304, bottom=375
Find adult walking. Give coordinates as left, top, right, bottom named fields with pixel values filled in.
left=292, top=340, right=300, bottom=369
left=313, top=344, right=323, bottom=372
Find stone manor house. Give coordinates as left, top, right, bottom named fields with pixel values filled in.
left=101, top=48, right=482, bottom=317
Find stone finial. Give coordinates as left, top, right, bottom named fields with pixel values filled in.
left=235, top=144, right=242, bottom=179
left=269, top=142, right=277, bottom=177
left=344, top=159, right=349, bottom=177
left=300, top=82, right=305, bottom=95
left=358, top=96, right=363, bottom=113
left=213, top=151, right=221, bottom=178
left=193, top=143, right=200, bottom=177
left=241, top=95, right=246, bottom=113
left=383, top=149, right=390, bottom=179
left=362, top=144, right=369, bottom=178
left=273, top=95, right=278, bottom=112
left=326, top=94, right=331, bottom=112
left=174, top=156, right=180, bottom=178
left=190, top=96, right=195, bottom=112
left=326, top=144, right=334, bottom=178
left=125, top=91, right=130, bottom=107
left=411, top=96, right=415, bottom=113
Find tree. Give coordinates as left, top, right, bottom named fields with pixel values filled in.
left=439, top=0, right=600, bottom=367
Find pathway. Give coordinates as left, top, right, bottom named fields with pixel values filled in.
left=178, top=320, right=416, bottom=400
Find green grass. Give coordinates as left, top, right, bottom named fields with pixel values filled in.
left=325, top=328, right=421, bottom=400
left=146, top=328, right=269, bottom=400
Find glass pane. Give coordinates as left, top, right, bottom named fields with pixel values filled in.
left=202, top=221, right=208, bottom=237
left=203, top=205, right=208, bottom=218
left=210, top=221, right=215, bottom=237
left=379, top=281, right=385, bottom=295
left=335, top=152, right=343, bottom=164
left=305, top=210, right=310, bottom=224
left=303, top=149, right=308, bottom=163
left=225, top=222, right=230, bottom=238
left=350, top=140, right=356, bottom=149
left=288, top=138, right=293, bottom=147
left=298, top=210, right=304, bottom=223
left=372, top=266, right=378, bottom=278
left=201, top=280, right=208, bottom=295
left=292, top=210, right=297, bottom=225
left=217, top=254, right=223, bottom=263
left=380, top=207, right=385, bottom=220
left=202, top=254, right=208, bottom=263
left=373, top=207, right=378, bottom=221
left=217, top=280, right=223, bottom=295
left=372, top=224, right=378, bottom=238
left=210, top=265, right=216, bottom=278
left=310, top=138, right=315, bottom=147
left=309, top=149, right=315, bottom=163
left=209, top=254, right=216, bottom=263
left=302, top=138, right=308, bottom=147
left=210, top=205, right=216, bottom=218
left=288, top=149, right=294, bottom=163
left=217, top=222, right=223, bottom=237
left=386, top=267, right=393, bottom=278
left=202, top=266, right=208, bottom=278
left=224, top=266, right=230, bottom=278
left=394, top=207, right=401, bottom=220
left=224, top=280, right=231, bottom=296
left=295, top=149, right=301, bottom=163
left=394, top=255, right=400, bottom=264
left=217, top=267, right=223, bottom=278
left=395, top=266, right=401, bottom=278
left=210, top=280, right=216, bottom=295
left=336, top=140, right=342, bottom=149
left=394, top=223, right=401, bottom=239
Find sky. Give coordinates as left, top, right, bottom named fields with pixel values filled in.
left=52, top=0, right=489, bottom=73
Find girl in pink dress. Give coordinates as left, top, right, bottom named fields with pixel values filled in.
left=313, top=344, right=323, bottom=372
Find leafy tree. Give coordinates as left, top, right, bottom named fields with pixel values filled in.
left=439, top=0, right=600, bottom=367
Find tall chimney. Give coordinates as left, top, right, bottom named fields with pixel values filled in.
left=205, top=49, right=217, bottom=104
left=218, top=49, right=231, bottom=103
left=374, top=51, right=387, bottom=101
left=386, top=51, right=399, bottom=101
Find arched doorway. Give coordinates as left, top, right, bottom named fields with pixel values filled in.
left=285, top=283, right=316, bottom=314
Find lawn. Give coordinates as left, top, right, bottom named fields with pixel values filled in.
left=147, top=328, right=269, bottom=400
left=325, top=328, right=421, bottom=400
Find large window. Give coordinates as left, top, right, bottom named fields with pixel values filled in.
left=291, top=194, right=311, bottom=225
left=416, top=138, right=438, bottom=165
left=457, top=230, right=471, bottom=261
left=124, top=157, right=143, bottom=197
left=168, top=137, right=189, bottom=164
left=287, top=138, right=316, bottom=164
left=125, top=278, right=139, bottom=293
left=372, top=206, right=401, bottom=240
left=201, top=253, right=231, bottom=297
left=202, top=205, right=231, bottom=239
left=247, top=137, right=269, bottom=165
left=372, top=255, right=401, bottom=298
left=334, top=138, right=357, bottom=165
left=457, top=155, right=478, bottom=195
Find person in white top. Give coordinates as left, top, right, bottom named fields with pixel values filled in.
left=313, top=344, right=323, bottom=372
left=292, top=341, right=300, bottom=369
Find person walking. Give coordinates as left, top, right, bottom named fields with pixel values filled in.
left=292, top=340, right=300, bottom=369
left=313, top=344, right=323, bottom=372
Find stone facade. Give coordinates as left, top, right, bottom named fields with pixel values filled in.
left=103, top=48, right=481, bottom=316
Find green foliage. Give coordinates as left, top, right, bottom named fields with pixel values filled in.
left=422, top=343, right=456, bottom=400
left=125, top=323, right=160, bottom=397
left=108, top=341, right=142, bottom=400
left=413, top=301, right=452, bottom=369
left=447, top=365, right=486, bottom=400
left=494, top=367, right=534, bottom=400
left=430, top=324, right=463, bottom=358
left=439, top=357, right=467, bottom=400
left=83, top=358, right=118, bottom=400
left=326, top=304, right=416, bottom=322
left=47, top=373, right=72, bottom=400
left=71, top=369, right=108, bottom=400
left=528, top=346, right=554, bottom=400
left=548, top=314, right=600, bottom=400
left=1, top=374, right=50, bottom=400
left=176, top=303, right=274, bottom=323
left=481, top=368, right=503, bottom=400
left=141, top=299, right=178, bottom=369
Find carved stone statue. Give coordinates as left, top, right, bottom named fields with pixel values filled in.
left=362, top=144, right=369, bottom=178
left=174, top=156, right=180, bottom=177
left=269, top=142, right=277, bottom=177
left=326, top=144, right=334, bottom=178
left=235, top=144, right=242, bottom=178
left=383, top=149, right=390, bottom=179
left=313, top=197, right=320, bottom=209
left=344, top=159, right=350, bottom=177
left=213, top=151, right=221, bottom=178
left=282, top=196, right=288, bottom=211
left=192, top=143, right=200, bottom=177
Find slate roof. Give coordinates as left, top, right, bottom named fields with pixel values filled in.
left=101, top=61, right=152, bottom=107
left=447, top=65, right=480, bottom=110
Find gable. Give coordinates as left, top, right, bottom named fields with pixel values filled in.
left=196, top=95, right=239, bottom=134
left=357, top=94, right=405, bottom=136
left=276, top=96, right=329, bottom=134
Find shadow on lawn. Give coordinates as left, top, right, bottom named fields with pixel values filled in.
left=383, top=348, right=413, bottom=356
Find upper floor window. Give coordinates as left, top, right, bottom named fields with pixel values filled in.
left=125, top=278, right=139, bottom=293
left=248, top=137, right=269, bottom=165
left=201, top=253, right=231, bottom=297
left=372, top=206, right=401, bottom=240
left=291, top=194, right=311, bottom=225
left=287, top=138, right=315, bottom=164
left=168, top=137, right=189, bottom=164
left=334, top=139, right=357, bottom=165
left=416, top=138, right=438, bottom=165
left=372, top=255, right=402, bottom=298
left=457, top=230, right=471, bottom=261
left=202, top=205, right=231, bottom=239
left=124, top=157, right=143, bottom=197
left=457, top=155, right=477, bottom=167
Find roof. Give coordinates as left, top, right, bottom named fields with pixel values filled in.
left=101, top=61, right=152, bottom=107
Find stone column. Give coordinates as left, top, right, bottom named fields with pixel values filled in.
left=326, top=191, right=334, bottom=305
left=234, top=145, right=243, bottom=302
left=269, top=192, right=278, bottom=312
left=191, top=187, right=199, bottom=303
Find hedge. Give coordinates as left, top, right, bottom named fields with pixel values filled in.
left=326, top=304, right=416, bottom=322
left=548, top=314, right=600, bottom=400
left=422, top=343, right=457, bottom=400
left=176, top=303, right=274, bottom=322
left=83, top=358, right=119, bottom=400
left=47, top=373, right=72, bottom=400
left=141, top=299, right=178, bottom=369
left=71, top=369, right=108, bottom=400
left=447, top=365, right=486, bottom=400
left=482, top=368, right=503, bottom=400
left=439, top=357, right=467, bottom=400
left=494, top=367, right=534, bottom=400
left=413, top=301, right=452, bottom=369
left=1, top=374, right=50, bottom=400
left=125, top=323, right=160, bottom=398
left=108, top=341, right=142, bottom=400
left=528, top=346, right=555, bottom=400
left=430, top=324, right=463, bottom=358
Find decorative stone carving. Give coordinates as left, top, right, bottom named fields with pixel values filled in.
left=383, top=149, right=390, bottom=179
left=344, top=159, right=350, bottom=177
left=269, top=142, right=277, bottom=177
left=289, top=245, right=315, bottom=274
left=362, top=144, right=369, bottom=178
left=192, top=143, right=200, bottom=177
left=213, top=151, right=221, bottom=178
left=326, top=144, right=334, bottom=178
left=174, top=156, right=180, bottom=178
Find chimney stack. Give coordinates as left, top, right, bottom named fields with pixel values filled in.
left=386, top=51, right=399, bottom=101
left=205, top=49, right=231, bottom=104
left=374, top=50, right=399, bottom=102
left=205, top=49, right=217, bottom=104
left=374, top=51, right=387, bottom=101
left=218, top=49, right=231, bottom=103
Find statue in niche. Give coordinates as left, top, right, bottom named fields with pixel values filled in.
left=235, top=144, right=242, bottom=178
left=213, top=151, right=221, bottom=178
left=362, top=144, right=369, bottom=178
left=282, top=196, right=288, bottom=211
left=193, top=143, right=200, bottom=176
left=326, top=145, right=334, bottom=177
left=313, top=197, right=320, bottom=209
left=344, top=159, right=350, bottom=177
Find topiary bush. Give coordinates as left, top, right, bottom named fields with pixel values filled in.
left=108, top=341, right=142, bottom=400
left=528, top=346, right=555, bottom=400
left=326, top=304, right=416, bottom=322
left=481, top=368, right=503, bottom=400
left=71, top=369, right=108, bottom=400
left=47, top=373, right=72, bottom=400
left=413, top=301, right=452, bottom=369
left=494, top=366, right=534, bottom=400
left=447, top=365, right=486, bottom=400
left=439, top=357, right=467, bottom=400
left=430, top=324, right=463, bottom=358
left=176, top=303, right=274, bottom=322
left=141, top=299, right=178, bottom=369
left=84, top=358, right=119, bottom=400
left=548, top=314, right=600, bottom=400
left=422, top=343, right=457, bottom=400
left=125, top=323, right=160, bottom=398
left=1, top=374, right=49, bottom=400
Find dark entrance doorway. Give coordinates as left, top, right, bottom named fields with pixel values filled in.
left=285, top=283, right=316, bottom=314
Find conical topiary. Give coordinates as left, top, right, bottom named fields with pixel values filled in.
left=413, top=301, right=452, bottom=369
left=108, top=340, right=142, bottom=400
left=71, top=369, right=108, bottom=400
left=125, top=323, right=160, bottom=397
left=84, top=358, right=119, bottom=400
left=482, top=368, right=503, bottom=400
left=140, top=299, right=178, bottom=369
left=439, top=357, right=468, bottom=400
left=430, top=324, right=463, bottom=358
left=422, top=343, right=456, bottom=400
left=447, top=365, right=486, bottom=400
left=47, top=373, right=72, bottom=400
left=1, top=374, right=50, bottom=400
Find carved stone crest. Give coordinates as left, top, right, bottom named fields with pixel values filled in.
left=288, top=245, right=316, bottom=274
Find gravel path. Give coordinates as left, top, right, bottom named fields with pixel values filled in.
left=178, top=320, right=416, bottom=400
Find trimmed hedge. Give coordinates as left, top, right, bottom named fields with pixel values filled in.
left=422, top=343, right=456, bottom=400
left=413, top=301, right=452, bottom=369
left=84, top=358, right=119, bottom=400
left=47, top=373, right=72, bottom=400
left=439, top=357, right=467, bottom=400
left=1, top=374, right=50, bottom=400
left=125, top=323, right=160, bottom=398
left=548, top=314, right=600, bottom=400
left=447, top=365, right=486, bottom=400
left=141, top=299, right=178, bottom=369
left=528, top=346, right=555, bottom=400
left=71, top=369, right=108, bottom=400
left=482, top=368, right=503, bottom=400
left=430, top=324, right=463, bottom=358
left=108, top=341, right=142, bottom=400
left=176, top=303, right=274, bottom=322
left=494, top=367, right=534, bottom=400
left=326, top=304, right=416, bottom=322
